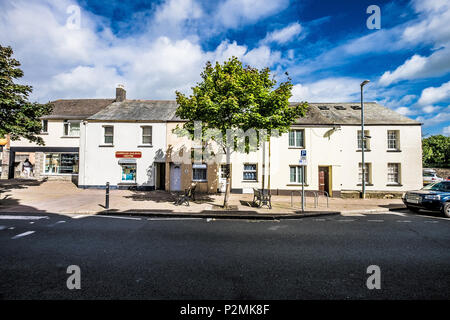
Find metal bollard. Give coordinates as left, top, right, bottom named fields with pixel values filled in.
left=105, top=182, right=110, bottom=210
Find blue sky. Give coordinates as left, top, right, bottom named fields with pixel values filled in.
left=0, top=0, right=449, bottom=136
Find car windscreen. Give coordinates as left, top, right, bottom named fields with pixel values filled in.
left=423, top=172, right=434, bottom=177
left=422, top=182, right=450, bottom=192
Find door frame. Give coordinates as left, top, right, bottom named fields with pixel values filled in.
left=170, top=163, right=182, bottom=191
left=318, top=165, right=332, bottom=197
left=218, top=163, right=232, bottom=193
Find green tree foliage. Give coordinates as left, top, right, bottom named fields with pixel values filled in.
left=175, top=56, right=308, bottom=207
left=422, top=135, right=450, bottom=168
left=0, top=45, right=52, bottom=145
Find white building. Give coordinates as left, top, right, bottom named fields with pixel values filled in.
left=1, top=98, right=114, bottom=181
left=225, top=103, right=422, bottom=197
left=2, top=85, right=423, bottom=198
left=78, top=98, right=179, bottom=190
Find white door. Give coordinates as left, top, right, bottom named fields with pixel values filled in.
left=218, top=164, right=227, bottom=193
left=170, top=164, right=181, bottom=191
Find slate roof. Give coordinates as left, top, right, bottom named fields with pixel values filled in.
left=88, top=100, right=181, bottom=121
left=86, top=100, right=420, bottom=125
left=292, top=102, right=420, bottom=125
left=42, top=99, right=115, bottom=120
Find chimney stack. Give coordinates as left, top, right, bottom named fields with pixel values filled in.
left=116, top=84, right=126, bottom=102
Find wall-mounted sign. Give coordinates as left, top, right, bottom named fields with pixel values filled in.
left=115, top=151, right=142, bottom=158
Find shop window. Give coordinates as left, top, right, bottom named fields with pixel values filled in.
left=121, top=164, right=136, bottom=182
left=44, top=153, right=79, bottom=174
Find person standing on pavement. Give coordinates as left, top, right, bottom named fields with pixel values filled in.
left=22, top=158, right=33, bottom=178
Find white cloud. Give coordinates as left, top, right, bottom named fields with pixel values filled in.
left=261, top=22, right=302, bottom=45
left=379, top=48, right=450, bottom=85
left=403, top=0, right=450, bottom=45
left=155, top=0, right=203, bottom=23
left=0, top=0, right=287, bottom=102
left=291, top=78, right=361, bottom=102
left=443, top=126, right=450, bottom=136
left=422, top=105, right=440, bottom=113
left=379, top=55, right=427, bottom=86
left=215, top=0, right=289, bottom=29
left=415, top=106, right=450, bottom=127
left=417, top=81, right=450, bottom=105
left=44, top=65, right=125, bottom=99
left=395, top=107, right=415, bottom=116
left=209, top=40, right=248, bottom=63
left=243, top=46, right=281, bottom=69
left=378, top=0, right=450, bottom=86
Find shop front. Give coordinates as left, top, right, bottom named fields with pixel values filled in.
left=7, top=147, right=79, bottom=181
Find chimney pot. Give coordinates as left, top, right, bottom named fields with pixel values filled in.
left=116, top=85, right=126, bottom=102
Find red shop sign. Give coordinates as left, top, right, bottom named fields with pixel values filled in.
left=115, top=151, right=142, bottom=158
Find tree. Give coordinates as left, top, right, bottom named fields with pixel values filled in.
left=0, top=45, right=52, bottom=145
left=422, top=135, right=450, bottom=168
left=175, top=56, right=308, bottom=207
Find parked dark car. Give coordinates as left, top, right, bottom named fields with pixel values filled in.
left=403, top=181, right=450, bottom=217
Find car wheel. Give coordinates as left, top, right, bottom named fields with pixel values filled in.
left=406, top=205, right=419, bottom=213
left=442, top=202, right=450, bottom=218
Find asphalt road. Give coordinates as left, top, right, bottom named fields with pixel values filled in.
left=0, top=211, right=449, bottom=299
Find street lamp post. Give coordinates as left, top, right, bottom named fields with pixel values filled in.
left=360, top=80, right=370, bottom=199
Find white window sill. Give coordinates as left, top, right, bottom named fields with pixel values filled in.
left=61, top=136, right=80, bottom=138
left=192, top=180, right=207, bottom=182
left=137, top=145, right=153, bottom=148
left=387, top=149, right=401, bottom=152
left=288, top=146, right=305, bottom=149
left=99, top=144, right=114, bottom=147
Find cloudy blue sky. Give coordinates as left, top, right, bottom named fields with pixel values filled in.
left=0, top=0, right=449, bottom=135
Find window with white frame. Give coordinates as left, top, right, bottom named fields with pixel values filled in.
left=41, top=120, right=48, bottom=133
left=289, top=129, right=305, bottom=148
left=387, top=130, right=399, bottom=150
left=142, top=126, right=152, bottom=145
left=192, top=163, right=207, bottom=181
left=103, top=126, right=114, bottom=144
left=387, top=163, right=400, bottom=183
left=358, top=163, right=371, bottom=184
left=63, top=120, right=80, bottom=137
left=290, top=165, right=306, bottom=184
left=357, top=130, right=370, bottom=149
left=243, top=164, right=257, bottom=181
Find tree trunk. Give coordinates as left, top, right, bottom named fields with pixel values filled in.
left=223, top=147, right=231, bottom=208
left=268, top=136, right=271, bottom=193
